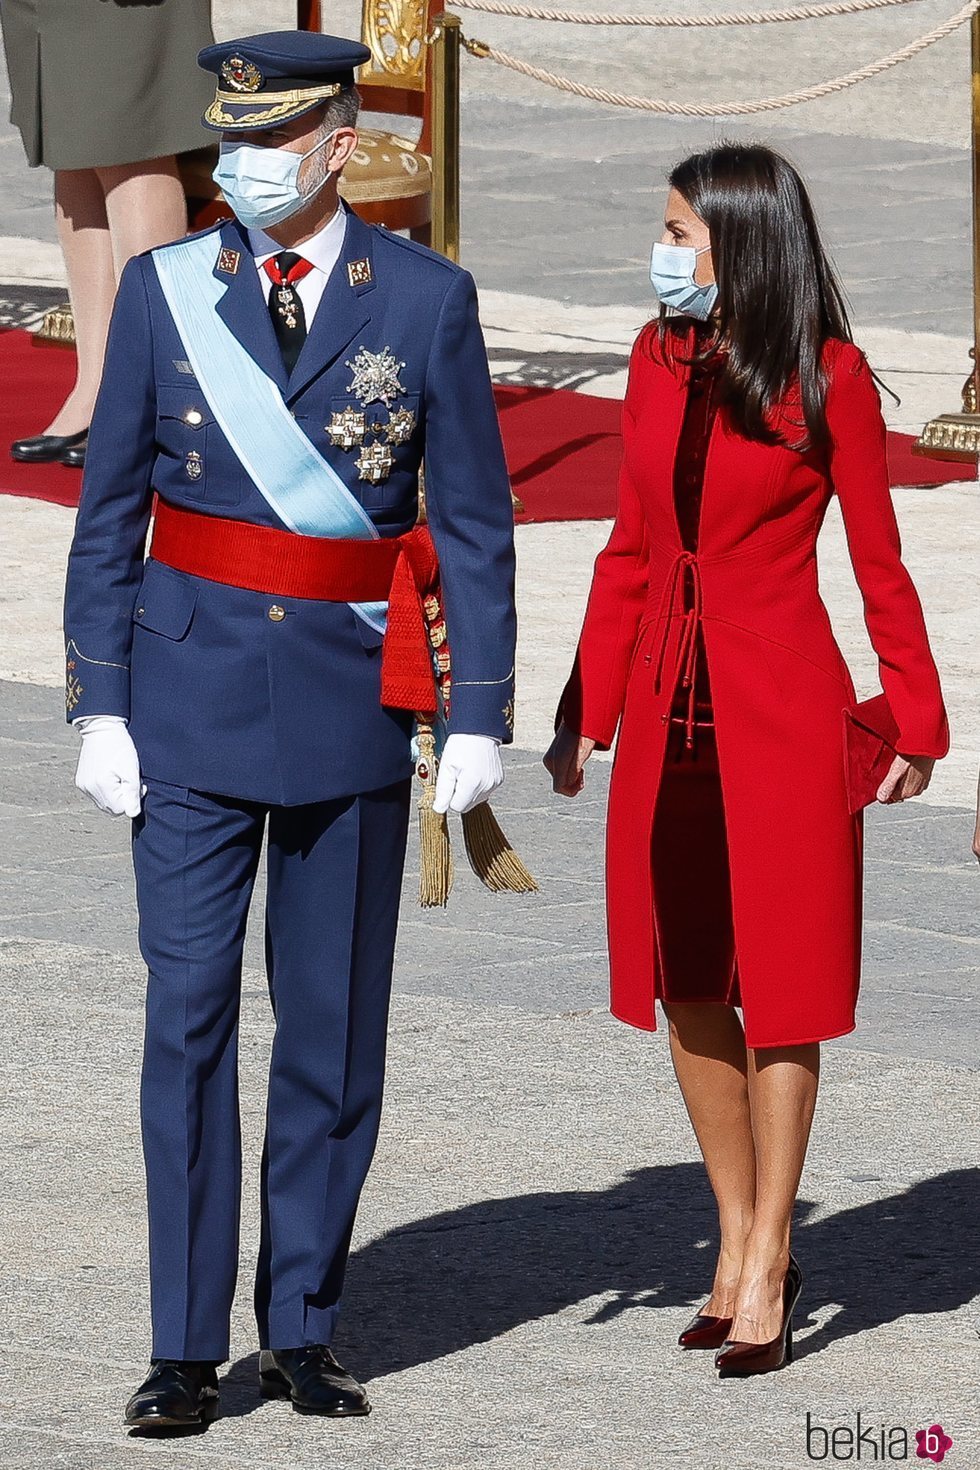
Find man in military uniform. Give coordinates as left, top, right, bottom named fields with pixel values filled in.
left=63, top=31, right=517, bottom=1429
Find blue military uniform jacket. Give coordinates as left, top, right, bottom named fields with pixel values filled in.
left=63, top=202, right=517, bottom=804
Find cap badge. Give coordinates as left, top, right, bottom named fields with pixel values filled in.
left=345, top=345, right=406, bottom=407
left=221, top=55, right=264, bottom=93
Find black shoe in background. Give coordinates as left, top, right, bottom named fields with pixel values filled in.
left=61, top=440, right=87, bottom=469
left=10, top=428, right=88, bottom=463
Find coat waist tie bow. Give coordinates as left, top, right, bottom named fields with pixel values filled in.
left=649, top=550, right=705, bottom=750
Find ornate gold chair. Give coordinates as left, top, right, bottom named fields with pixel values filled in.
left=340, top=0, right=436, bottom=243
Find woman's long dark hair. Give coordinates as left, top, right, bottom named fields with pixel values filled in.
left=652, top=141, right=895, bottom=454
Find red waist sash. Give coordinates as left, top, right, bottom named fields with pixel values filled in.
left=148, top=497, right=443, bottom=716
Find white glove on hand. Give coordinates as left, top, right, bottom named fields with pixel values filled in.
left=73, top=715, right=144, bottom=818
left=432, top=733, right=504, bottom=816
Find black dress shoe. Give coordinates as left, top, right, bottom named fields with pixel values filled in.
left=124, top=1359, right=219, bottom=1429
left=259, top=1345, right=371, bottom=1416
left=10, top=428, right=88, bottom=463
left=61, top=441, right=87, bottom=469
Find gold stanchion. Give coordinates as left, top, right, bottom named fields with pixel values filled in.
left=430, top=13, right=462, bottom=262
left=913, top=8, right=980, bottom=465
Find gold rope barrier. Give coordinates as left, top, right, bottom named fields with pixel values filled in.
left=449, top=0, right=926, bottom=23
left=461, top=0, right=980, bottom=115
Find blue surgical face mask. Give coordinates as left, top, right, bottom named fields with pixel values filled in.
left=650, top=241, right=718, bottom=321
left=213, top=129, right=337, bottom=230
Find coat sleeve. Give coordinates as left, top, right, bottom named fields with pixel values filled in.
left=555, top=343, right=650, bottom=749
left=825, top=340, right=949, bottom=759
left=423, top=267, right=517, bottom=743
left=62, top=255, right=157, bottom=723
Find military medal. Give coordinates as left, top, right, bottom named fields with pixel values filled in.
left=355, top=441, right=394, bottom=483
left=384, top=407, right=416, bottom=445
left=276, top=285, right=300, bottom=330
left=345, top=346, right=407, bottom=407
left=327, top=407, right=367, bottom=449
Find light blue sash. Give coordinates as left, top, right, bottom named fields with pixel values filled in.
left=151, top=233, right=387, bottom=633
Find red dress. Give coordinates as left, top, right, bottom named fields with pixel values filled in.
left=651, top=320, right=740, bottom=1006
left=557, top=320, right=949, bottom=1047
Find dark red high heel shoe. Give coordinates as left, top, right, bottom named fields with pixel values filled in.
left=714, top=1253, right=803, bottom=1376
left=678, top=1309, right=734, bottom=1349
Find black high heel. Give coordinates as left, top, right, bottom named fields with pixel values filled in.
left=713, top=1253, right=803, bottom=1376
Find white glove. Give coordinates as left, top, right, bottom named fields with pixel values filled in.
left=73, top=714, right=144, bottom=817
left=432, top=733, right=504, bottom=816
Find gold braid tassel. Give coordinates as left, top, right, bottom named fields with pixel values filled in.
left=416, top=718, right=453, bottom=907
left=461, top=801, right=539, bottom=895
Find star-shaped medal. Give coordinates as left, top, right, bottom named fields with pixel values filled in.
left=327, top=407, right=367, bottom=449
left=355, top=441, right=394, bottom=483
left=384, top=406, right=416, bottom=445
left=344, top=346, right=407, bottom=407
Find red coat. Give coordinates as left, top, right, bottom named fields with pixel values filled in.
left=557, top=323, right=949, bottom=1047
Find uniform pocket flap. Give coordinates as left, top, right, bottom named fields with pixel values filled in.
left=133, top=563, right=199, bottom=640
left=156, top=385, right=215, bottom=429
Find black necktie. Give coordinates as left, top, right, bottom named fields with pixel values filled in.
left=265, top=251, right=311, bottom=374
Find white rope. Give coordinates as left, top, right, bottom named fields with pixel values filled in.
left=450, top=0, right=924, bottom=26
left=461, top=0, right=979, bottom=113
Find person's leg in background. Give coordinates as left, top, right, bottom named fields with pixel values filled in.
left=42, top=168, right=115, bottom=439
left=43, top=159, right=187, bottom=440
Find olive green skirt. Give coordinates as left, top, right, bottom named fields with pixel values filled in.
left=1, top=0, right=216, bottom=169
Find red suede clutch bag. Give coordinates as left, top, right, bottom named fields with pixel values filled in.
left=842, top=692, right=902, bottom=814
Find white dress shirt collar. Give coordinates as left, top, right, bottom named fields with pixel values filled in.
left=248, top=201, right=348, bottom=273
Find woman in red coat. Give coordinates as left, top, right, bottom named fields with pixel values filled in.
left=545, top=142, right=949, bottom=1377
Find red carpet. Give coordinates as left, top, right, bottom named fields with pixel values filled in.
left=1, top=327, right=971, bottom=520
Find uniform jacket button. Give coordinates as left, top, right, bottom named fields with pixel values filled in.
left=267, top=605, right=286, bottom=622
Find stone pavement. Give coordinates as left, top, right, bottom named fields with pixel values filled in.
left=1, top=675, right=979, bottom=1470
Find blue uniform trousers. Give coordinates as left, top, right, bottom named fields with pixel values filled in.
left=131, top=773, right=412, bottom=1361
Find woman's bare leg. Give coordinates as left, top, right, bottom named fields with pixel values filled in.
left=98, top=156, right=188, bottom=278
left=727, top=1042, right=819, bottom=1344
left=660, top=1000, right=756, bottom=1316
left=47, top=168, right=115, bottom=436
left=46, top=159, right=187, bottom=438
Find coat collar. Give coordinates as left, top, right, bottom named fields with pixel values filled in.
left=212, top=214, right=288, bottom=392
left=210, top=202, right=377, bottom=401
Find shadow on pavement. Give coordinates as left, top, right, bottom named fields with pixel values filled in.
left=329, top=1164, right=980, bottom=1380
